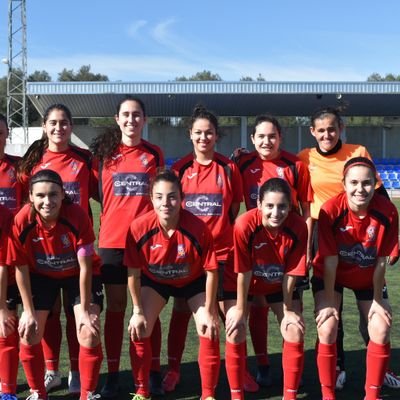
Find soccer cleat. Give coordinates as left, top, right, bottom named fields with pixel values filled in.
left=149, top=370, right=164, bottom=395
left=243, top=370, right=259, bottom=392
left=162, top=370, right=180, bottom=392
left=100, top=372, right=120, bottom=398
left=384, top=369, right=400, bottom=388
left=26, top=392, right=47, bottom=400
left=335, top=367, right=346, bottom=390
left=131, top=394, right=152, bottom=400
left=2, top=394, right=18, bottom=400
left=44, top=370, right=62, bottom=392
left=82, top=392, right=101, bottom=400
left=256, top=364, right=272, bottom=387
left=68, top=370, right=81, bottom=394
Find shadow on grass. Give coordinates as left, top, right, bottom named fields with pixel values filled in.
left=17, top=347, right=400, bottom=399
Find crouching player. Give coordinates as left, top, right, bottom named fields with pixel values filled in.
left=225, top=178, right=307, bottom=400
left=124, top=169, right=220, bottom=400
left=7, top=170, right=104, bottom=400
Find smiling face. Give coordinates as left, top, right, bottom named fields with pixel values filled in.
left=310, top=114, right=341, bottom=153
left=151, top=179, right=182, bottom=229
left=258, top=190, right=290, bottom=232
left=29, top=181, right=64, bottom=224
left=190, top=118, right=218, bottom=158
left=115, top=99, right=146, bottom=146
left=43, top=109, right=72, bottom=152
left=343, top=165, right=375, bottom=214
left=251, top=121, right=281, bottom=160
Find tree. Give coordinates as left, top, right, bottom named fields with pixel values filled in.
left=367, top=72, right=400, bottom=81
left=175, top=70, right=222, bottom=81
left=58, top=64, right=109, bottom=82
left=28, top=70, right=52, bottom=82
left=240, top=73, right=266, bottom=81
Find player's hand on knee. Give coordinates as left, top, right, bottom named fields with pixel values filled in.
left=128, top=313, right=147, bottom=341
left=18, top=310, right=38, bottom=341
left=315, top=306, right=339, bottom=329
left=368, top=300, right=392, bottom=327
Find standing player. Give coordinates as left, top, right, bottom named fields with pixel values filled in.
left=0, top=114, right=23, bottom=214
left=159, top=105, right=244, bottom=393
left=313, top=157, right=398, bottom=400
left=297, top=107, right=400, bottom=389
left=7, top=169, right=104, bottom=400
left=224, top=178, right=307, bottom=400
left=18, top=104, right=95, bottom=394
left=125, top=169, right=220, bottom=400
left=90, top=96, right=164, bottom=398
left=233, top=115, right=312, bottom=386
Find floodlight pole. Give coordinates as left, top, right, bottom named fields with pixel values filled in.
left=6, top=0, right=28, bottom=143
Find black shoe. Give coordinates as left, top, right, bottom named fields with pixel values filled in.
left=256, top=365, right=272, bottom=387
left=100, top=372, right=120, bottom=398
left=149, top=370, right=165, bottom=396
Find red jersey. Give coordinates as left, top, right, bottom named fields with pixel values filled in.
left=124, top=208, right=218, bottom=288
left=0, top=204, right=14, bottom=284
left=0, top=154, right=23, bottom=214
left=236, top=150, right=312, bottom=210
left=172, top=153, right=243, bottom=261
left=313, top=192, right=399, bottom=290
left=20, top=146, right=95, bottom=214
left=94, top=140, right=164, bottom=249
left=7, top=202, right=101, bottom=278
left=233, top=208, right=307, bottom=295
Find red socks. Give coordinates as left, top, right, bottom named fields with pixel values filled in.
left=79, top=344, right=103, bottom=399
left=19, top=342, right=46, bottom=398
left=130, top=337, right=151, bottom=397
left=104, top=310, right=125, bottom=373
left=0, top=329, right=19, bottom=394
left=225, top=341, right=245, bottom=400
left=167, top=309, right=192, bottom=372
left=249, top=305, right=269, bottom=366
left=282, top=340, right=304, bottom=400
left=198, top=336, right=220, bottom=399
left=365, top=341, right=390, bottom=400
left=42, top=311, right=62, bottom=371
left=317, top=342, right=336, bottom=399
left=66, top=312, right=80, bottom=371
left=150, top=317, right=162, bottom=372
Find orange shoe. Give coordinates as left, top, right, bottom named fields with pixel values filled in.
left=244, top=370, right=259, bottom=392
left=162, top=370, right=180, bottom=392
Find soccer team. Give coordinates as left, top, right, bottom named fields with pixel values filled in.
left=0, top=97, right=398, bottom=400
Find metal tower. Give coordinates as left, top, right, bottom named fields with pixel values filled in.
left=6, top=0, right=28, bottom=143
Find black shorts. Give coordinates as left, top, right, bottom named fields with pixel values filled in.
left=311, top=276, right=389, bottom=301
left=141, top=273, right=206, bottom=302
left=6, top=284, right=21, bottom=310
left=264, top=290, right=301, bottom=304
left=221, top=290, right=253, bottom=302
left=99, top=248, right=128, bottom=285
left=30, top=273, right=104, bottom=312
left=217, top=261, right=225, bottom=301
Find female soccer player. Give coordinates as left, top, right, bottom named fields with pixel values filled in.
left=19, top=104, right=95, bottom=394
left=160, top=105, right=244, bottom=393
left=7, top=169, right=103, bottom=400
left=298, top=107, right=399, bottom=390
left=90, top=96, right=164, bottom=398
left=234, top=115, right=312, bottom=386
left=0, top=203, right=18, bottom=400
left=124, top=169, right=220, bottom=400
left=313, top=157, right=398, bottom=400
left=0, top=113, right=23, bottom=214
left=225, top=177, right=307, bottom=400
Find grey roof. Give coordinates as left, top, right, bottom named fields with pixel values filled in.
left=27, top=81, right=400, bottom=118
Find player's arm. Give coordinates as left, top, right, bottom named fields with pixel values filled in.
left=281, top=274, right=305, bottom=334
left=300, top=201, right=313, bottom=265
left=127, top=267, right=146, bottom=341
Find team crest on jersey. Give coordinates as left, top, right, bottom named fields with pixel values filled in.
left=216, top=174, right=223, bottom=188
left=140, top=154, right=149, bottom=167
left=366, top=225, right=376, bottom=241
left=60, top=234, right=71, bottom=248
left=177, top=244, right=186, bottom=259
left=70, top=160, right=79, bottom=174
left=7, top=169, right=16, bottom=183
left=276, top=167, right=284, bottom=179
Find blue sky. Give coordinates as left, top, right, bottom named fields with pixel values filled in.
left=1, top=0, right=400, bottom=82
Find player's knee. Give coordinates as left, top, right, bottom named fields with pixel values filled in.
left=317, top=319, right=337, bottom=344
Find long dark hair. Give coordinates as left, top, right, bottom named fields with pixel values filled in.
left=90, top=96, right=146, bottom=165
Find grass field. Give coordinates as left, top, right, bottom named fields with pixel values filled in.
left=14, top=200, right=400, bottom=399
